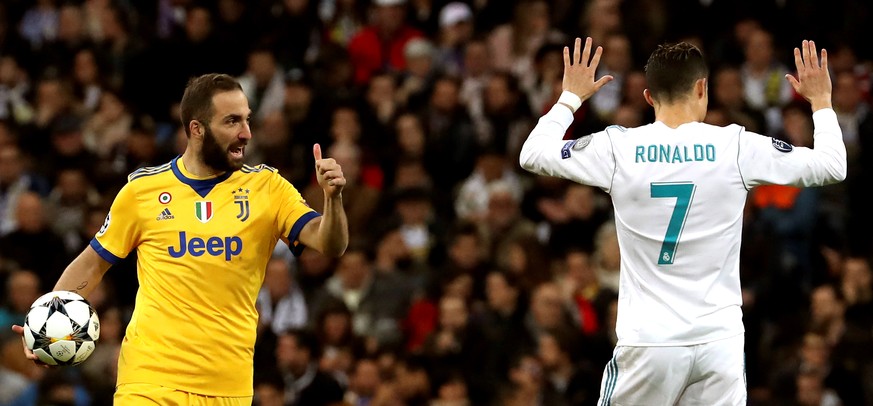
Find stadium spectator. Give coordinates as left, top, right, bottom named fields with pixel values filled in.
left=546, top=183, right=610, bottom=256
left=454, top=147, right=523, bottom=222
left=343, top=357, right=382, bottom=405
left=310, top=243, right=411, bottom=351
left=487, top=0, right=566, bottom=85
left=418, top=75, right=478, bottom=190
left=0, top=56, right=34, bottom=127
left=275, top=328, right=345, bottom=406
left=711, top=64, right=768, bottom=133
left=0, top=192, right=68, bottom=288
left=433, top=2, right=474, bottom=76
left=347, top=0, right=424, bottom=85
left=0, top=144, right=50, bottom=236
left=0, top=270, right=40, bottom=332
left=536, top=328, right=601, bottom=405
left=257, top=256, right=309, bottom=336
left=740, top=28, right=795, bottom=133
left=237, top=46, right=287, bottom=127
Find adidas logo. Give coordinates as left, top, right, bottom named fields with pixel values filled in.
left=157, top=208, right=175, bottom=221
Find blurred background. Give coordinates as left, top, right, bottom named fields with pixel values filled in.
left=0, top=0, right=871, bottom=405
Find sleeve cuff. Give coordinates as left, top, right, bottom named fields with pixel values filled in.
left=287, top=211, right=322, bottom=256
left=557, top=90, right=582, bottom=112
left=548, top=100, right=577, bottom=129
left=812, top=108, right=840, bottom=135
left=89, top=238, right=123, bottom=264
left=812, top=107, right=837, bottom=123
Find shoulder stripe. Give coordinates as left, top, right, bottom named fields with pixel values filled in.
left=128, top=163, right=172, bottom=182
left=241, top=164, right=277, bottom=173
left=130, top=162, right=171, bottom=176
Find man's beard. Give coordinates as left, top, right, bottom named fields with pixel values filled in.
left=201, top=125, right=244, bottom=173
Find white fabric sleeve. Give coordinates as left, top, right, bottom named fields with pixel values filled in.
left=519, top=103, right=616, bottom=191
left=738, top=108, right=847, bottom=188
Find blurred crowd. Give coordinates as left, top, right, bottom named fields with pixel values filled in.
left=0, top=0, right=872, bottom=405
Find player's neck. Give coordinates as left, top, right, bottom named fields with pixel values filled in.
left=180, top=150, right=224, bottom=179
left=653, top=103, right=704, bottom=129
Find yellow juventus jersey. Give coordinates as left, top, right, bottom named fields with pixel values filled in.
left=91, top=157, right=319, bottom=396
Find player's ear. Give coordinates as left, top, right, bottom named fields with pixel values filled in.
left=695, top=78, right=707, bottom=99
left=643, top=89, right=655, bottom=107
left=190, top=120, right=203, bottom=138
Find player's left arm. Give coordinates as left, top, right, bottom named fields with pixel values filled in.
left=739, top=40, right=847, bottom=188
left=297, top=144, right=349, bottom=257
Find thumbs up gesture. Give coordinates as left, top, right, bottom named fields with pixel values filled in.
left=313, top=143, right=346, bottom=197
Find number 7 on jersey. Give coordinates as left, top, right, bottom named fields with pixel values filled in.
left=650, top=182, right=696, bottom=265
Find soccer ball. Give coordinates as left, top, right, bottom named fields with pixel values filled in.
left=23, top=291, right=100, bottom=366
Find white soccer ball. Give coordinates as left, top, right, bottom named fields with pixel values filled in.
left=23, top=291, right=100, bottom=366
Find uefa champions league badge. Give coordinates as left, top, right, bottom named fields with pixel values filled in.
left=771, top=138, right=794, bottom=153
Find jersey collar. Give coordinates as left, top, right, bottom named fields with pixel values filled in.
left=170, top=156, right=233, bottom=198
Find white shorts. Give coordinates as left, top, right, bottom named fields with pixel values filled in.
left=597, top=334, right=746, bottom=406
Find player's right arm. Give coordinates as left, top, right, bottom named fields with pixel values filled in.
left=519, top=37, right=615, bottom=188
left=11, top=248, right=112, bottom=364
left=11, top=182, right=141, bottom=363
left=53, top=246, right=113, bottom=298
left=739, top=40, right=847, bottom=187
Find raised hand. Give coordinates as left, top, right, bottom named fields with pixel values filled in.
left=313, top=143, right=345, bottom=197
left=562, top=37, right=614, bottom=103
left=785, top=40, right=832, bottom=111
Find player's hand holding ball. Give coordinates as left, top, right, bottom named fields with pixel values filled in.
left=313, top=143, right=346, bottom=197
left=11, top=291, right=100, bottom=366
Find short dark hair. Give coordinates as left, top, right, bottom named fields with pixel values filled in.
left=179, top=73, right=243, bottom=137
left=282, top=328, right=321, bottom=358
left=645, top=42, right=709, bottom=104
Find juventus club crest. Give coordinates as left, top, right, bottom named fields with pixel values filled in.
left=194, top=201, right=213, bottom=223
left=233, top=187, right=250, bottom=222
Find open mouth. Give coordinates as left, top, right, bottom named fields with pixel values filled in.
left=229, top=145, right=245, bottom=159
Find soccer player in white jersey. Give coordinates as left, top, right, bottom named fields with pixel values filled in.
left=519, top=38, right=846, bottom=405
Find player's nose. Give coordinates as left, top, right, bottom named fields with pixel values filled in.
left=239, top=122, right=253, bottom=141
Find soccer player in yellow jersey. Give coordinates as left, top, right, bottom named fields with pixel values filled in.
left=12, top=73, right=349, bottom=405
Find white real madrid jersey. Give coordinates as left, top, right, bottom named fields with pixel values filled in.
left=520, top=104, right=846, bottom=346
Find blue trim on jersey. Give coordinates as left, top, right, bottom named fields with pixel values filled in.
left=170, top=156, right=233, bottom=198
left=89, top=238, right=122, bottom=264
left=287, top=211, right=322, bottom=256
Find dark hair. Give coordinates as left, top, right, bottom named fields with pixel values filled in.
left=282, top=328, right=321, bottom=358
left=540, top=327, right=580, bottom=362
left=179, top=73, right=243, bottom=137
left=781, top=98, right=812, bottom=117
left=447, top=219, right=480, bottom=241
left=644, top=42, right=709, bottom=103
left=489, top=267, right=522, bottom=291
